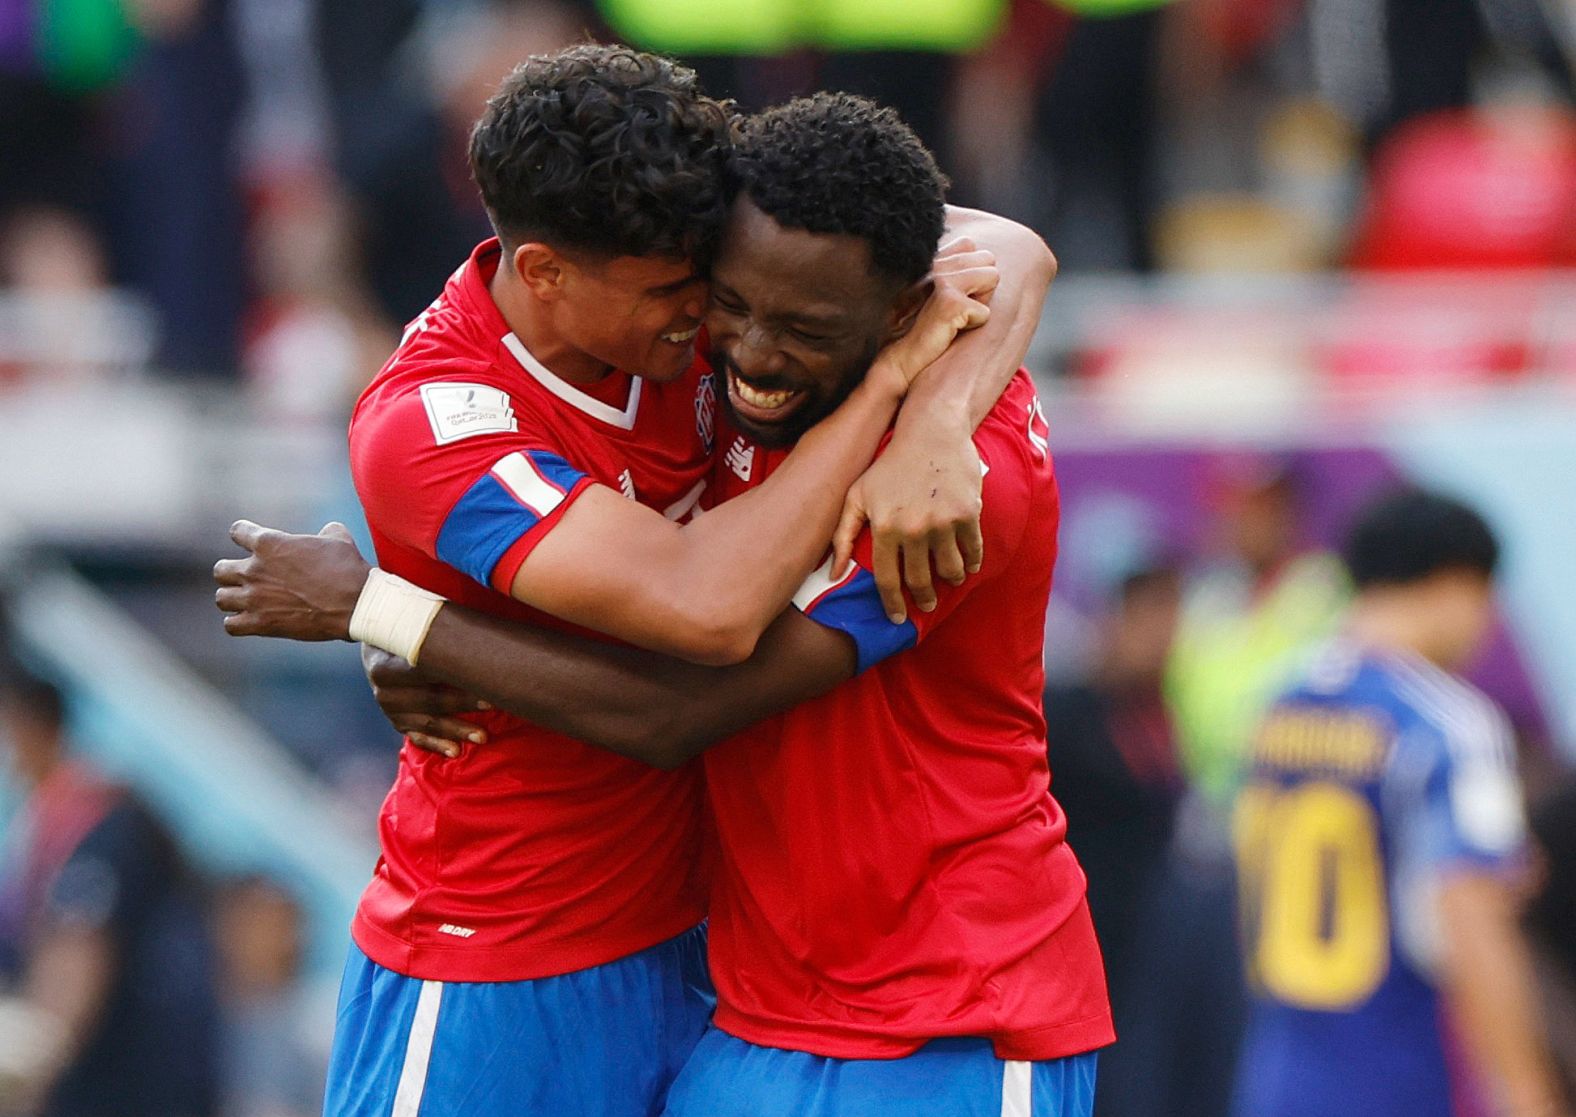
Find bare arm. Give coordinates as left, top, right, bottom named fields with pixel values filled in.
left=217, top=525, right=857, bottom=766
left=0, top=928, right=114, bottom=1113
left=408, top=605, right=855, bottom=768
left=1438, top=872, right=1571, bottom=1117
left=836, top=206, right=1056, bottom=621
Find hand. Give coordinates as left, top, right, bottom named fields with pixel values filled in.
left=832, top=415, right=983, bottom=623
left=364, top=644, right=491, bottom=759
left=931, top=235, right=1000, bottom=307
left=866, top=246, right=994, bottom=397
left=214, top=520, right=370, bottom=640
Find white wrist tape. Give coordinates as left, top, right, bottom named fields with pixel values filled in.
left=348, top=568, right=446, bottom=665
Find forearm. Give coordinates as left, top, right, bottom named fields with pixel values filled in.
left=901, top=206, right=1054, bottom=435
left=413, top=608, right=845, bottom=767
left=1440, top=875, right=1568, bottom=1116
left=662, top=373, right=901, bottom=660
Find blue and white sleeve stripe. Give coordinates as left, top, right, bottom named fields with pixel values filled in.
left=793, top=556, right=917, bottom=673
left=435, top=450, right=587, bottom=587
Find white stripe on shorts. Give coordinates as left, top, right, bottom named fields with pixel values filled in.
left=1001, top=1059, right=1032, bottom=1117
left=391, top=980, right=444, bottom=1117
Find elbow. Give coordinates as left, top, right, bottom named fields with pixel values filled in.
left=613, top=719, right=708, bottom=770
left=668, top=613, right=761, bottom=668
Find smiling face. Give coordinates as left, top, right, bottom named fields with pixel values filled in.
left=706, top=197, right=918, bottom=447
left=551, top=250, right=709, bottom=382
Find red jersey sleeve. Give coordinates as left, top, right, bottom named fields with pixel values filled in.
left=792, top=378, right=1053, bottom=673
left=351, top=377, right=598, bottom=593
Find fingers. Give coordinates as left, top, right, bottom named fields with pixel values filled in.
left=903, top=541, right=938, bottom=614
left=931, top=531, right=968, bottom=587
left=935, top=235, right=977, bottom=258
left=958, top=299, right=991, bottom=331
left=831, top=498, right=867, bottom=579
left=871, top=531, right=906, bottom=625
left=376, top=684, right=490, bottom=718
left=406, top=731, right=460, bottom=758
left=320, top=521, right=356, bottom=545
left=212, top=557, right=246, bottom=586
left=959, top=518, right=985, bottom=575
left=214, top=585, right=245, bottom=613
left=931, top=249, right=996, bottom=276
left=229, top=519, right=280, bottom=554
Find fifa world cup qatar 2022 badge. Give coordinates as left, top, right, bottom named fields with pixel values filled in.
left=420, top=382, right=519, bottom=444
left=695, top=372, right=717, bottom=454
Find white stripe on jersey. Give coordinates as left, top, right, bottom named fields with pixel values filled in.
left=1001, top=1059, right=1032, bottom=1117
left=391, top=979, right=443, bottom=1117
left=491, top=452, right=568, bottom=520
left=1387, top=652, right=1525, bottom=857
left=792, top=552, right=859, bottom=614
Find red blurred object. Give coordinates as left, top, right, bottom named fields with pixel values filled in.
left=1352, top=109, right=1576, bottom=271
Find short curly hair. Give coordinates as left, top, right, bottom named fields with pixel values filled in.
left=469, top=45, right=734, bottom=263
left=731, top=92, right=947, bottom=287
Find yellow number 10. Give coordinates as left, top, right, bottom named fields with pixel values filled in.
left=1235, top=781, right=1390, bottom=1011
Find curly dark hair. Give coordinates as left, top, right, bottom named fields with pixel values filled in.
left=469, top=45, right=734, bottom=263
left=1343, top=488, right=1500, bottom=589
left=731, top=92, right=947, bottom=287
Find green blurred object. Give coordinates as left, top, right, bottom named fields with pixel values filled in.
left=1166, top=552, right=1350, bottom=809
left=37, top=0, right=140, bottom=92
left=1043, top=0, right=1177, bottom=16
left=598, top=0, right=1005, bottom=55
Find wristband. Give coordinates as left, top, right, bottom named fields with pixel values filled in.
left=348, top=568, right=446, bottom=665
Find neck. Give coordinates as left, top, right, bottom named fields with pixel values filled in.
left=1346, top=594, right=1439, bottom=667
left=488, top=256, right=615, bottom=386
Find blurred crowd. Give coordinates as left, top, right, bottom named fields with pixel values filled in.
left=1047, top=461, right=1576, bottom=1115
left=0, top=0, right=1572, bottom=394
left=0, top=669, right=329, bottom=1117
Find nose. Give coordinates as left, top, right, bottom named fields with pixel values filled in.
left=682, top=285, right=709, bottom=321
left=730, top=322, right=787, bottom=380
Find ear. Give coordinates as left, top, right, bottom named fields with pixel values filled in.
left=512, top=242, right=569, bottom=302
left=884, top=278, right=932, bottom=344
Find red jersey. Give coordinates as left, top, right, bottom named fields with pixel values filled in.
left=702, top=372, right=1113, bottom=1060
left=347, top=240, right=715, bottom=981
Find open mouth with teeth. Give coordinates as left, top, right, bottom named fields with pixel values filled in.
left=726, top=367, right=809, bottom=425
left=662, top=326, right=701, bottom=344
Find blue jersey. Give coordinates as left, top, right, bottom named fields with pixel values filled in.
left=1232, top=641, right=1527, bottom=1117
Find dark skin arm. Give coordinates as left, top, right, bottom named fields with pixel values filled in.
left=215, top=526, right=854, bottom=767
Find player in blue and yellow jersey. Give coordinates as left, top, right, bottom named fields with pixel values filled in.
left=1232, top=490, right=1569, bottom=1117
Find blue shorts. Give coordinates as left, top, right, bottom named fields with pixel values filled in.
left=323, top=924, right=713, bottom=1117
left=662, top=1027, right=1098, bottom=1117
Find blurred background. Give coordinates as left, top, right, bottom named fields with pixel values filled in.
left=0, top=0, right=1572, bottom=1113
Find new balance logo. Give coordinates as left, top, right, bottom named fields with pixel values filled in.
left=437, top=923, right=477, bottom=938
left=725, top=437, right=756, bottom=482
left=618, top=469, right=637, bottom=500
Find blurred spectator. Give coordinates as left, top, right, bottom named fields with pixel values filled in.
left=315, top=0, right=587, bottom=324
left=0, top=206, right=147, bottom=387
left=1527, top=776, right=1576, bottom=1105
left=1047, top=562, right=1184, bottom=997
left=1232, top=489, right=1566, bottom=1117
left=600, top=0, right=1004, bottom=184
left=0, top=672, right=219, bottom=1117
left=242, top=175, right=396, bottom=421
left=1167, top=456, right=1348, bottom=812
left=1044, top=562, right=1186, bottom=1117
left=214, top=877, right=327, bottom=1117
left=99, top=0, right=247, bottom=375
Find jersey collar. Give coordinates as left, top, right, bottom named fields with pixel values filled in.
left=500, top=332, right=643, bottom=431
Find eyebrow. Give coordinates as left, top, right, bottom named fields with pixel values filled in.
left=712, top=280, right=853, bottom=330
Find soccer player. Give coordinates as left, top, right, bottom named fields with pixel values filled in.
left=218, top=47, right=1053, bottom=1117
left=219, top=92, right=1111, bottom=1116
left=1231, top=490, right=1568, bottom=1117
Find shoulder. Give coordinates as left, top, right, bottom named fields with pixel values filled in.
left=1384, top=654, right=1513, bottom=766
